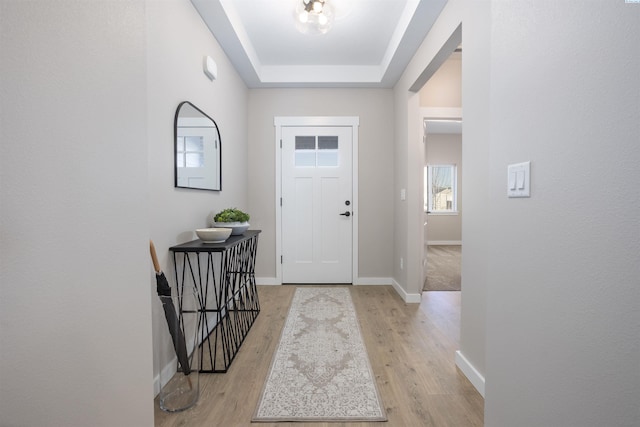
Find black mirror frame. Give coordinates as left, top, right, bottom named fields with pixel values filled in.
left=174, top=101, right=222, bottom=191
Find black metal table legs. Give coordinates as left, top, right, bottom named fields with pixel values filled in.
left=171, top=232, right=260, bottom=373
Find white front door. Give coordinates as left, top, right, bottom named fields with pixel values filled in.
left=281, top=126, right=353, bottom=283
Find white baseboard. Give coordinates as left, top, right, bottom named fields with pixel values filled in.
left=154, top=355, right=178, bottom=397
left=455, top=350, right=485, bottom=397
left=256, top=277, right=281, bottom=285
left=391, top=278, right=422, bottom=303
left=256, top=277, right=393, bottom=286
left=427, top=240, right=462, bottom=246
left=354, top=277, right=392, bottom=286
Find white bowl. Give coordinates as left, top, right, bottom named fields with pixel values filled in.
left=212, top=221, right=250, bottom=235
left=195, top=228, right=232, bottom=243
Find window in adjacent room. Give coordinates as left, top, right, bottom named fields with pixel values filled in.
left=425, top=164, right=457, bottom=214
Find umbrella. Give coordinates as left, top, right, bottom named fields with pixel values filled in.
left=150, top=240, right=191, bottom=376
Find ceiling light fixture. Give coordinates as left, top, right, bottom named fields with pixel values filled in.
left=295, top=0, right=334, bottom=35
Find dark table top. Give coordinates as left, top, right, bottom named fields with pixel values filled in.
left=169, top=230, right=261, bottom=253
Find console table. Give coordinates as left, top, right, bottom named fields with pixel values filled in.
left=169, top=230, right=260, bottom=373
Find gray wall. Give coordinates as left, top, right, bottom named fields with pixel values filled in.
left=1, top=0, right=250, bottom=424
left=146, top=0, right=249, bottom=392
left=399, top=3, right=640, bottom=425
left=420, top=53, right=461, bottom=108
left=484, top=2, right=640, bottom=425
left=1, top=1, right=153, bottom=425
left=458, top=0, right=490, bottom=390
left=248, top=89, right=394, bottom=282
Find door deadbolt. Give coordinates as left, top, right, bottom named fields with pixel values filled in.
left=345, top=200, right=351, bottom=206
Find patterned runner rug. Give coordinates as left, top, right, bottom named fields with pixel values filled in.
left=252, top=287, right=387, bottom=423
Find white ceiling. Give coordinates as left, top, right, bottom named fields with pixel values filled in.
left=190, top=0, right=448, bottom=88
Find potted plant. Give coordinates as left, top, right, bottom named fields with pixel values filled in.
left=209, top=208, right=250, bottom=235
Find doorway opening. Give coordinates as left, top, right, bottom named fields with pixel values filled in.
left=418, top=46, right=463, bottom=293
left=422, top=116, right=462, bottom=292
left=422, top=118, right=463, bottom=291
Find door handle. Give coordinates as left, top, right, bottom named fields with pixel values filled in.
left=340, top=211, right=351, bottom=217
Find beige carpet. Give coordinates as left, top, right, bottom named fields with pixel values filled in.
left=252, top=287, right=387, bottom=423
left=423, top=245, right=462, bottom=291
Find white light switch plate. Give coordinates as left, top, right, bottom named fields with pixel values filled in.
left=507, top=161, right=530, bottom=198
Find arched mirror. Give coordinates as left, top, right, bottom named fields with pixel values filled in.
left=174, top=101, right=221, bottom=191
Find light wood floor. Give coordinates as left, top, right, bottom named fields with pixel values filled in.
left=154, top=285, right=484, bottom=427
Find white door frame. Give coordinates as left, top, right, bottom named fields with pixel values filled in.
left=274, top=116, right=359, bottom=285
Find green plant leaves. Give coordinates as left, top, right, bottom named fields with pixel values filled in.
left=213, top=208, right=250, bottom=223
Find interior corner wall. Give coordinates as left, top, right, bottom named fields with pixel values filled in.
left=247, top=88, right=394, bottom=282
left=392, top=87, right=412, bottom=294
left=458, top=0, right=490, bottom=391
left=146, top=0, right=249, bottom=390
left=0, top=1, right=153, bottom=426
left=484, top=2, right=640, bottom=426
left=394, top=0, right=488, bottom=387
left=394, top=0, right=463, bottom=293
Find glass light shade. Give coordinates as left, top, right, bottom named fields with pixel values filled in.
left=294, top=0, right=334, bottom=35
